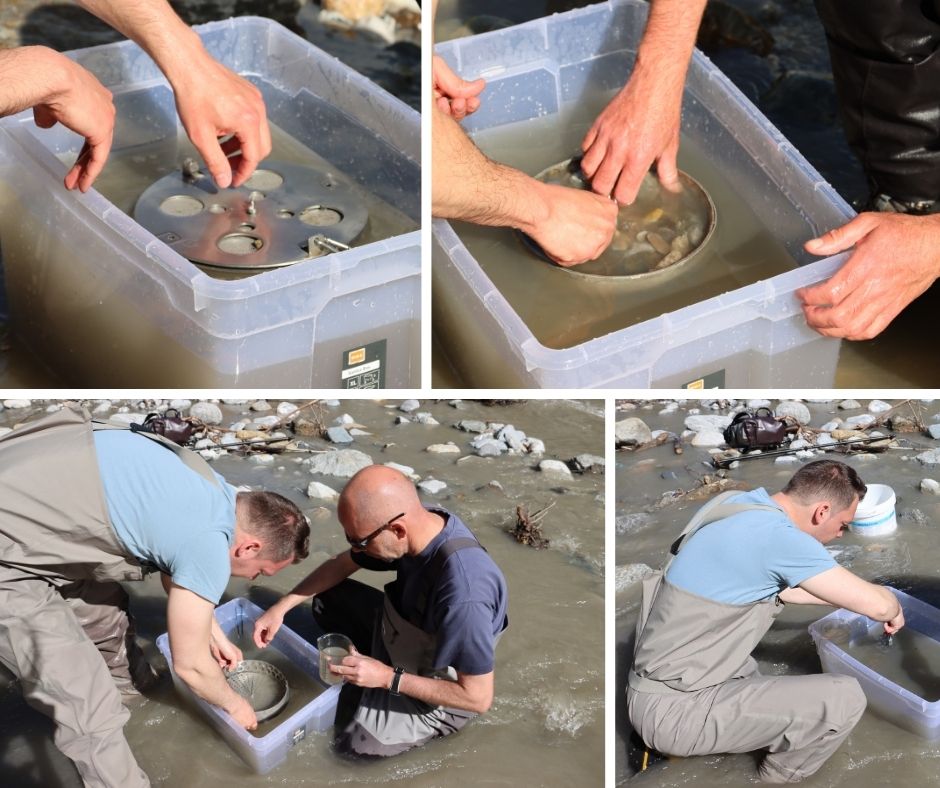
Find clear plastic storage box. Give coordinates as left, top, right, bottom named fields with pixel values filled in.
left=156, top=597, right=341, bottom=774
left=808, top=588, right=940, bottom=739
left=0, top=16, right=420, bottom=387
left=433, top=0, right=852, bottom=388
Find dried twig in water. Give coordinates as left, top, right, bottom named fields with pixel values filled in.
left=649, top=475, right=749, bottom=511
left=511, top=501, right=555, bottom=548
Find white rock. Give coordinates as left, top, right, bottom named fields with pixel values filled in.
left=538, top=459, right=572, bottom=476
left=525, top=438, right=546, bottom=455
left=190, top=402, right=223, bottom=425
left=277, top=402, right=299, bottom=417
left=790, top=438, right=809, bottom=450
left=221, top=399, right=249, bottom=405
left=615, top=417, right=652, bottom=446
left=252, top=415, right=280, bottom=428
left=250, top=400, right=272, bottom=412
left=384, top=462, right=418, bottom=481
left=819, top=419, right=842, bottom=432
left=306, top=481, right=340, bottom=501
left=845, top=414, right=876, bottom=428
left=198, top=448, right=225, bottom=461
left=45, top=404, right=62, bottom=413
left=250, top=454, right=274, bottom=465
left=0, top=427, right=12, bottom=437
left=110, top=413, right=145, bottom=426
left=854, top=453, right=879, bottom=462
left=418, top=479, right=447, bottom=495
left=928, top=424, right=940, bottom=440
left=354, top=13, right=397, bottom=45
left=775, top=456, right=800, bottom=465
left=747, top=399, right=772, bottom=409
left=2, top=399, right=30, bottom=409
left=307, top=449, right=373, bottom=478
left=412, top=413, right=440, bottom=425
left=839, top=399, right=861, bottom=410
left=868, top=400, right=892, bottom=414
left=335, top=414, right=355, bottom=426
left=816, top=433, right=833, bottom=446
left=427, top=443, right=461, bottom=454
left=194, top=438, right=217, bottom=450
left=220, top=434, right=241, bottom=446
left=775, top=401, right=811, bottom=425
left=349, top=428, right=371, bottom=436
left=399, top=399, right=421, bottom=413
left=691, top=429, right=726, bottom=448
left=921, top=479, right=940, bottom=495
left=684, top=414, right=733, bottom=432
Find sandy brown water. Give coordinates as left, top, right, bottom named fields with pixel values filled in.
left=616, top=398, right=940, bottom=786
left=0, top=398, right=604, bottom=788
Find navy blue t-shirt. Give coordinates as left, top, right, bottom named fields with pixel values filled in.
left=352, top=507, right=508, bottom=675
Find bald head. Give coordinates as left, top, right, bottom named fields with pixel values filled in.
left=338, top=465, right=423, bottom=532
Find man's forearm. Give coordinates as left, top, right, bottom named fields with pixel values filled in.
left=0, top=47, right=70, bottom=117
left=175, top=647, right=242, bottom=711
left=396, top=670, right=493, bottom=715
left=75, top=0, right=206, bottom=82
left=432, top=107, right=550, bottom=231
left=634, top=0, right=708, bottom=94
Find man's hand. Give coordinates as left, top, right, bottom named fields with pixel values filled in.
left=210, top=634, right=243, bottom=670
left=226, top=693, right=258, bottom=731
left=580, top=69, right=682, bottom=205
left=433, top=55, right=485, bottom=122
left=171, top=55, right=271, bottom=189
left=885, top=607, right=905, bottom=636
left=331, top=647, right=394, bottom=689
left=252, top=606, right=285, bottom=649
left=797, top=213, right=940, bottom=340
left=526, top=183, right=619, bottom=266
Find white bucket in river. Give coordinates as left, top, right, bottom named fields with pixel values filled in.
left=848, top=484, right=897, bottom=537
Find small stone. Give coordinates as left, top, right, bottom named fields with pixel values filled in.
left=775, top=401, right=811, bottom=425
left=334, top=414, right=355, bottom=426
left=323, top=400, right=341, bottom=407
left=399, top=399, right=421, bottom=413
left=538, top=459, right=572, bottom=477
left=475, top=440, right=505, bottom=458
left=684, top=414, right=733, bottom=432
left=775, top=456, right=800, bottom=465
left=194, top=438, right=217, bottom=450
left=412, top=413, right=440, bottom=425
left=854, top=453, right=879, bottom=462
left=250, top=416, right=280, bottom=429
left=92, top=401, right=113, bottom=415
left=886, top=415, right=918, bottom=433
left=868, top=400, right=892, bottom=414
left=574, top=453, right=605, bottom=473
left=384, top=462, right=418, bottom=480
left=616, top=417, right=652, bottom=447
left=917, top=448, right=940, bottom=466
left=790, top=438, right=809, bottom=450
left=816, top=433, right=833, bottom=446
left=110, top=413, right=145, bottom=426
left=322, top=0, right=384, bottom=21
left=418, top=479, right=447, bottom=495
left=326, top=427, right=354, bottom=444
left=691, top=429, right=725, bottom=448
left=0, top=427, right=12, bottom=438
left=198, top=448, right=224, bottom=461
left=921, top=479, right=940, bottom=495
left=661, top=471, right=678, bottom=480
left=306, top=481, right=340, bottom=500
left=819, top=419, right=842, bottom=432
left=349, top=429, right=371, bottom=436
left=250, top=454, right=274, bottom=465
left=277, top=402, right=298, bottom=417
left=46, top=404, right=62, bottom=413
left=839, top=399, right=861, bottom=410
left=235, top=430, right=267, bottom=442
left=250, top=400, right=272, bottom=412
left=497, top=425, right=527, bottom=451
left=2, top=399, right=29, bottom=409
left=457, top=420, right=487, bottom=434
left=747, top=399, right=771, bottom=409
left=487, top=480, right=504, bottom=492
left=220, top=399, right=248, bottom=405
left=395, top=416, right=411, bottom=425
left=294, top=417, right=322, bottom=437
left=427, top=443, right=461, bottom=454
left=929, top=424, right=940, bottom=440
left=190, top=402, right=223, bottom=425
left=220, top=434, right=240, bottom=446
left=845, top=414, right=876, bottom=428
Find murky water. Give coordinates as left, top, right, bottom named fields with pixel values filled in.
left=841, top=624, right=940, bottom=703
left=616, top=398, right=940, bottom=786
left=0, top=398, right=604, bottom=787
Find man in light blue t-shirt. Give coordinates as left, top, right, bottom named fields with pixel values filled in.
left=629, top=460, right=905, bottom=784
left=0, top=407, right=311, bottom=788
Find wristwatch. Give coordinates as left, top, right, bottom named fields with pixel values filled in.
left=389, top=666, right=405, bottom=695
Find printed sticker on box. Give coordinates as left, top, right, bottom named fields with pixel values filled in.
left=342, top=339, right=386, bottom=389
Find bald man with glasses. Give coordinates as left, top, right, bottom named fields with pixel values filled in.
left=253, top=465, right=509, bottom=758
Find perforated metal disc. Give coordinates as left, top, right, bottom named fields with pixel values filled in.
left=225, top=660, right=290, bottom=722
left=134, top=160, right=369, bottom=271
left=520, top=157, right=716, bottom=282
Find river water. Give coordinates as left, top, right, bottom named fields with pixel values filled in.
left=616, top=398, right=940, bottom=786
left=0, top=398, right=604, bottom=788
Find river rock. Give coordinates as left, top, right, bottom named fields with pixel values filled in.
left=539, top=459, right=572, bottom=477
left=250, top=400, right=271, bottom=412
left=747, top=399, right=771, bottom=409
left=418, top=479, right=447, bottom=495
left=497, top=425, right=527, bottom=451
left=250, top=454, right=274, bottom=465
left=573, top=454, right=605, bottom=473
left=326, top=426, right=354, bottom=444
left=395, top=416, right=411, bottom=425
left=831, top=429, right=867, bottom=441
left=92, top=401, right=113, bottom=415
left=323, top=400, right=341, bottom=407
left=691, top=429, right=725, bottom=448
left=789, top=438, right=810, bottom=450
left=307, top=481, right=340, bottom=501
left=474, top=439, right=505, bottom=458
left=110, top=413, right=145, bottom=426
left=684, top=414, right=732, bottom=433
left=845, top=414, right=876, bottom=428
left=349, top=429, right=371, bottom=437
left=929, top=424, right=940, bottom=440
left=916, top=448, right=940, bottom=465
left=839, top=399, right=861, bottom=410
left=868, top=400, right=892, bottom=414
left=457, top=419, right=487, bottom=434
left=169, top=399, right=191, bottom=410
left=775, top=401, right=810, bottom=424
left=307, top=449, right=373, bottom=477
left=921, top=479, right=940, bottom=495
left=819, top=419, right=841, bottom=432
left=384, top=462, right=418, bottom=480
left=775, top=456, right=799, bottom=464
left=399, top=399, right=420, bottom=413
left=323, top=0, right=384, bottom=21
left=525, top=438, right=546, bottom=455
left=616, top=417, right=652, bottom=447
left=816, top=433, right=833, bottom=446
left=293, top=417, right=322, bottom=437
left=250, top=416, right=279, bottom=429
left=412, top=413, right=440, bottom=425
left=334, top=414, right=355, bottom=426
left=277, top=402, right=298, bottom=417
left=887, top=415, right=919, bottom=433
left=427, top=443, right=461, bottom=454
left=189, top=402, right=222, bottom=424
left=2, top=399, right=30, bottom=409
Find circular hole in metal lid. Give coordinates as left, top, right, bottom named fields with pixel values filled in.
left=218, top=232, right=264, bottom=255
left=159, top=195, right=204, bottom=217
left=208, top=203, right=228, bottom=214
left=244, top=169, right=284, bottom=191
left=298, top=206, right=343, bottom=227
left=521, top=157, right=716, bottom=282
left=225, top=660, right=290, bottom=722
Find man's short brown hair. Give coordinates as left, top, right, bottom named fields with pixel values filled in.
left=782, top=460, right=867, bottom=511
left=237, top=491, right=310, bottom=563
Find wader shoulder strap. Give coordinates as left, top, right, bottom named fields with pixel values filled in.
left=667, top=491, right=782, bottom=561
left=90, top=419, right=220, bottom=488
left=412, top=537, right=483, bottom=627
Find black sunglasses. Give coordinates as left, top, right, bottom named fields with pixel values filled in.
left=347, top=512, right=405, bottom=550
